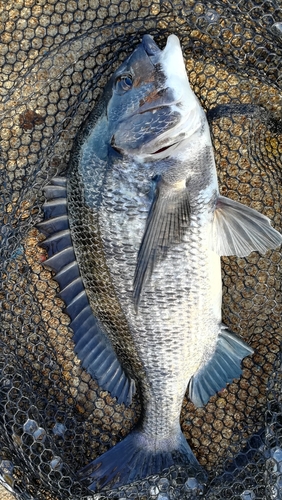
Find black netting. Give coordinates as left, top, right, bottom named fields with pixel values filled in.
left=0, top=1, right=281, bottom=499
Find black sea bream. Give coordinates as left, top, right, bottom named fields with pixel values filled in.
left=38, top=34, right=282, bottom=491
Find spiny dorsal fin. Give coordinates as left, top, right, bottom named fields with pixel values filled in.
left=37, top=176, right=135, bottom=406
left=211, top=195, right=282, bottom=257
left=133, top=176, right=190, bottom=309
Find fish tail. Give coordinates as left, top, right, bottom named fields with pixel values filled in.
left=78, top=429, right=207, bottom=492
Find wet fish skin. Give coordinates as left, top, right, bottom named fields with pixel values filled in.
left=74, top=34, right=281, bottom=489
left=38, top=34, right=282, bottom=491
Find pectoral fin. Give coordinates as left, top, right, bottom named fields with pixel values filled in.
left=212, top=195, right=282, bottom=256
left=189, top=326, right=253, bottom=407
left=133, top=176, right=190, bottom=308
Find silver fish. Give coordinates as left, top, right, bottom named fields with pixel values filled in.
left=38, top=34, right=282, bottom=491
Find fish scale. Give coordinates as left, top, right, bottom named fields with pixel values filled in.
left=99, top=162, right=220, bottom=439
left=75, top=36, right=280, bottom=492
left=37, top=34, right=281, bottom=492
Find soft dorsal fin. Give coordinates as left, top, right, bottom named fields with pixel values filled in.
left=37, top=177, right=135, bottom=406
left=133, top=176, right=190, bottom=308
left=211, top=195, right=282, bottom=257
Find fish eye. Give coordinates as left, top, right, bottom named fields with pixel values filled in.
left=115, top=74, right=133, bottom=93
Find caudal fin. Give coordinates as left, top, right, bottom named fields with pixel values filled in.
left=78, top=429, right=207, bottom=492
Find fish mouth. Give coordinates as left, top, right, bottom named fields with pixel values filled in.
left=111, top=132, right=183, bottom=157
left=151, top=141, right=180, bottom=155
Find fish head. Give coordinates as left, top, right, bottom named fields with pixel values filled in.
left=107, top=34, right=204, bottom=160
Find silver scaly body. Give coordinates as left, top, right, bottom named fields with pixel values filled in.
left=38, top=34, right=282, bottom=492
left=98, top=123, right=220, bottom=441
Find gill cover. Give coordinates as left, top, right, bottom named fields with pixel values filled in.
left=109, top=35, right=203, bottom=156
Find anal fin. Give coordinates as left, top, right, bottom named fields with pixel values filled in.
left=37, top=177, right=135, bottom=406
left=189, top=326, right=254, bottom=407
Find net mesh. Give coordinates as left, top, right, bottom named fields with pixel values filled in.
left=0, top=0, right=281, bottom=499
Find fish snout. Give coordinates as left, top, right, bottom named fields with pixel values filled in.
left=142, top=35, right=162, bottom=56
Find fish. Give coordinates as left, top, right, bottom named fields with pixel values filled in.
left=37, top=34, right=282, bottom=491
